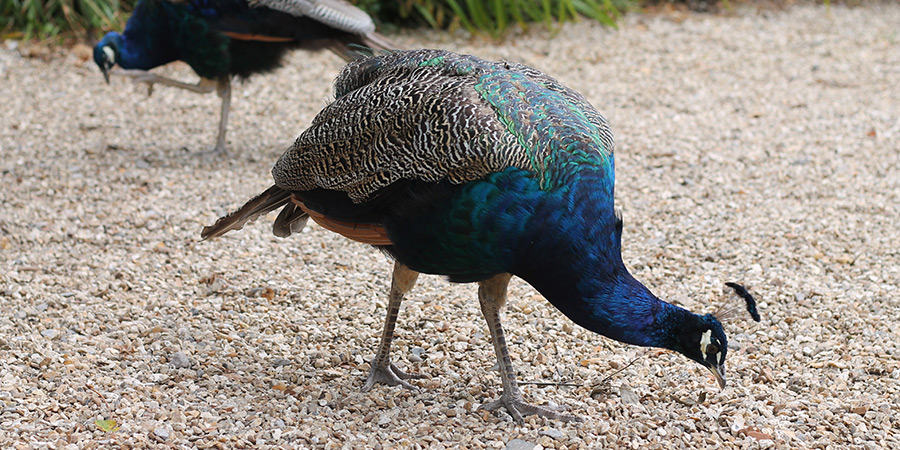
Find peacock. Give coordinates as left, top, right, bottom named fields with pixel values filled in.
left=201, top=49, right=761, bottom=423
left=92, top=0, right=395, bottom=154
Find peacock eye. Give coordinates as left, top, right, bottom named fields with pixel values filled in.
left=706, top=344, right=719, bottom=355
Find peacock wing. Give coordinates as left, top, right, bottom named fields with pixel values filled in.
left=272, top=53, right=529, bottom=203
left=273, top=49, right=614, bottom=203
left=247, top=0, right=375, bottom=34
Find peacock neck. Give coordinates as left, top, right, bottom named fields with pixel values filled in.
left=116, top=0, right=178, bottom=70
left=509, top=172, right=688, bottom=349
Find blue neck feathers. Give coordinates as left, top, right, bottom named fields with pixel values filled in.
left=507, top=167, right=690, bottom=349
left=106, top=0, right=178, bottom=70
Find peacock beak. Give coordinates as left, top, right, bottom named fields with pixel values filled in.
left=707, top=364, right=726, bottom=390
left=100, top=45, right=115, bottom=84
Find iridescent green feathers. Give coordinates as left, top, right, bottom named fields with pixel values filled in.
left=273, top=49, right=615, bottom=201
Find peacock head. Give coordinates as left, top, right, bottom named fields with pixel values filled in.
left=93, top=32, right=121, bottom=84
left=669, top=282, right=760, bottom=389
left=674, top=314, right=729, bottom=389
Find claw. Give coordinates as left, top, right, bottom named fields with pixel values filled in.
left=192, top=143, right=228, bottom=158
left=361, top=361, right=426, bottom=392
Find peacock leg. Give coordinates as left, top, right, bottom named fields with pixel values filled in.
left=362, top=261, right=425, bottom=391
left=112, top=69, right=217, bottom=95
left=209, top=77, right=231, bottom=155
left=112, top=70, right=230, bottom=154
left=476, top=273, right=583, bottom=424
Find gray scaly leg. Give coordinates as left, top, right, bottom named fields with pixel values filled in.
left=111, top=70, right=230, bottom=154
left=362, top=262, right=426, bottom=391
left=113, top=69, right=217, bottom=94
left=210, top=78, right=231, bottom=155
left=476, top=273, right=583, bottom=424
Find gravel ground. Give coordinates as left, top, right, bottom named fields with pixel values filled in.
left=2, top=3, right=899, bottom=448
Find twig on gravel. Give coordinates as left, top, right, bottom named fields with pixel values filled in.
left=589, top=354, right=643, bottom=399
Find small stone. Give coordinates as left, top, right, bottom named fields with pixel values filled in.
left=41, top=329, right=58, bottom=339
left=207, top=277, right=227, bottom=294
left=505, top=439, right=536, bottom=450
left=170, top=352, right=191, bottom=369
left=322, top=369, right=342, bottom=380
left=153, top=427, right=169, bottom=441
left=409, top=346, right=426, bottom=363
left=539, top=428, right=564, bottom=439
left=272, top=358, right=291, bottom=367
left=617, top=383, right=640, bottom=405
left=754, top=366, right=775, bottom=383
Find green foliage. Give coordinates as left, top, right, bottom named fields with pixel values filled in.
left=0, top=0, right=638, bottom=42
left=0, top=0, right=134, bottom=39
left=1, top=0, right=629, bottom=41
left=356, top=0, right=629, bottom=36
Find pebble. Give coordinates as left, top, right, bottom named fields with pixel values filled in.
left=170, top=352, right=191, bottom=369
left=505, top=439, right=536, bottom=450
left=539, top=428, right=564, bottom=439
left=272, top=358, right=291, bottom=367
left=617, top=384, right=640, bottom=405
left=152, top=427, right=169, bottom=441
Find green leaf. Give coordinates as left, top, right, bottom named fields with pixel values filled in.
left=95, top=419, right=119, bottom=432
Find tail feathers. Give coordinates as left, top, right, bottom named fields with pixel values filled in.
left=201, top=185, right=296, bottom=240
left=273, top=200, right=310, bottom=237
left=327, top=31, right=399, bottom=62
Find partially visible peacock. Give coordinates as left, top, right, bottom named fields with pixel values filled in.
left=93, top=0, right=396, bottom=154
left=201, top=49, right=760, bottom=423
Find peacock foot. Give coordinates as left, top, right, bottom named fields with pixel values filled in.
left=193, top=142, right=228, bottom=158
left=478, top=393, right=583, bottom=425
left=361, top=360, right=426, bottom=392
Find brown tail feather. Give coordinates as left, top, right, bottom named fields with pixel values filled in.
left=201, top=186, right=296, bottom=240
left=291, top=195, right=391, bottom=245
left=273, top=201, right=310, bottom=238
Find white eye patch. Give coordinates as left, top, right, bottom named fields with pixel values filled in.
left=103, top=46, right=115, bottom=62
left=700, top=330, right=712, bottom=356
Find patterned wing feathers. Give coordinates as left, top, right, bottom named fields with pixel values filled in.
left=273, top=50, right=613, bottom=203
left=249, top=0, right=375, bottom=34
left=273, top=67, right=524, bottom=202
